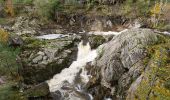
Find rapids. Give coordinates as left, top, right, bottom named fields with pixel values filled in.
left=47, top=41, right=97, bottom=99
left=46, top=29, right=129, bottom=99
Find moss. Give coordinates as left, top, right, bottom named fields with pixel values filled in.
left=135, top=41, right=170, bottom=100
left=0, top=44, right=20, bottom=76
left=23, top=37, right=46, bottom=49
left=164, top=79, right=170, bottom=90
left=90, top=35, right=106, bottom=49
left=0, top=29, right=9, bottom=44
left=26, top=83, right=49, bottom=97
left=0, top=81, right=26, bottom=100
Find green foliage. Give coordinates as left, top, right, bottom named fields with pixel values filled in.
left=34, top=0, right=62, bottom=20
left=13, top=0, right=33, bottom=5
left=0, top=0, right=4, bottom=3
left=0, top=82, right=26, bottom=100
left=23, top=37, right=46, bottom=49
left=0, top=44, right=20, bottom=76
left=64, top=0, right=79, bottom=5
left=135, top=41, right=170, bottom=100
left=0, top=18, right=9, bottom=25
left=0, top=29, right=9, bottom=44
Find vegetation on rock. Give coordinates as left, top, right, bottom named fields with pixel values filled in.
left=0, top=0, right=169, bottom=100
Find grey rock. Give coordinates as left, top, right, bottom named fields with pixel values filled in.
left=8, top=34, right=23, bottom=47
left=91, top=19, right=103, bottom=31
left=19, top=35, right=79, bottom=84
left=32, top=55, right=43, bottom=64
left=26, top=82, right=50, bottom=99
left=43, top=56, right=48, bottom=60
left=37, top=51, right=45, bottom=56
left=87, top=28, right=167, bottom=99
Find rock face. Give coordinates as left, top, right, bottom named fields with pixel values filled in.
left=88, top=34, right=113, bottom=49
left=19, top=35, right=79, bottom=84
left=86, top=28, right=170, bottom=100
left=11, top=16, right=42, bottom=36
left=54, top=12, right=128, bottom=32
left=26, top=82, right=51, bottom=99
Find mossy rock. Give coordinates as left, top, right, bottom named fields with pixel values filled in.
left=26, top=82, right=50, bottom=99
left=0, top=82, right=26, bottom=100
left=22, top=37, right=46, bottom=49
left=88, top=35, right=107, bottom=49
left=128, top=38, right=170, bottom=100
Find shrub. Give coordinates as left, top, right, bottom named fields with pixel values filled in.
left=0, top=44, right=20, bottom=76
left=0, top=82, right=26, bottom=100
left=4, top=0, right=15, bottom=17
left=34, top=0, right=62, bottom=20
left=0, top=29, right=9, bottom=44
left=13, top=0, right=33, bottom=5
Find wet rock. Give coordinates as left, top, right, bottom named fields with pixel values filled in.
left=87, top=28, right=170, bottom=99
left=8, top=34, right=24, bottom=47
left=0, top=76, right=6, bottom=84
left=88, top=35, right=107, bottom=49
left=91, top=19, right=103, bottom=31
left=19, top=35, right=79, bottom=84
left=51, top=90, right=62, bottom=100
left=8, top=16, right=42, bottom=36
left=32, top=55, right=43, bottom=64
left=26, top=82, right=51, bottom=99
left=54, top=12, right=128, bottom=32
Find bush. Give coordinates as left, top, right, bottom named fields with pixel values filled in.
left=0, top=29, right=9, bottom=44
left=13, top=0, right=33, bottom=5
left=34, top=0, right=62, bottom=20
left=0, top=82, right=26, bottom=100
left=0, top=44, right=20, bottom=76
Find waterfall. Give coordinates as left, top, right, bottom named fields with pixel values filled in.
left=47, top=41, right=97, bottom=99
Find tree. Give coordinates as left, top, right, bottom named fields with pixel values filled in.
left=4, top=0, right=14, bottom=17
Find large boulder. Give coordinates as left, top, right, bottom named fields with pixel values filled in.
left=11, top=16, right=42, bottom=36
left=88, top=34, right=113, bottom=49
left=19, top=35, right=79, bottom=84
left=26, top=82, right=51, bottom=99
left=86, top=28, right=170, bottom=100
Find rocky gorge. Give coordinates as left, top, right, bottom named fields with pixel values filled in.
left=1, top=15, right=170, bottom=99
left=0, top=1, right=170, bottom=99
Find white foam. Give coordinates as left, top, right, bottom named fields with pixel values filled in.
left=47, top=41, right=97, bottom=92
left=88, top=29, right=128, bottom=36
left=163, top=31, right=170, bottom=35
left=36, top=34, right=68, bottom=39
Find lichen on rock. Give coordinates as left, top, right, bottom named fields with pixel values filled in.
left=19, top=35, right=79, bottom=84
left=86, top=28, right=170, bottom=100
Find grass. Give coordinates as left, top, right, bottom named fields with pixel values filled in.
left=0, top=18, right=8, bottom=25
left=0, top=17, right=13, bottom=25
left=0, top=43, right=26, bottom=100
left=0, top=44, right=20, bottom=76
left=0, top=82, right=26, bottom=100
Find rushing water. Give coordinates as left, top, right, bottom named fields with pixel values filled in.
left=88, top=29, right=128, bottom=36
left=47, top=41, right=97, bottom=100
left=36, top=34, right=68, bottom=39
left=46, top=29, right=131, bottom=99
left=43, top=28, right=170, bottom=100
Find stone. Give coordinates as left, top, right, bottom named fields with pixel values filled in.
left=56, top=29, right=64, bottom=34
left=19, top=35, right=79, bottom=84
left=88, top=34, right=108, bottom=49
left=32, top=55, right=43, bottom=64
left=43, top=56, right=48, bottom=60
left=37, top=51, right=45, bottom=56
left=8, top=34, right=24, bottom=47
left=26, top=82, right=51, bottom=99
left=91, top=19, right=103, bottom=31
left=86, top=28, right=170, bottom=100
